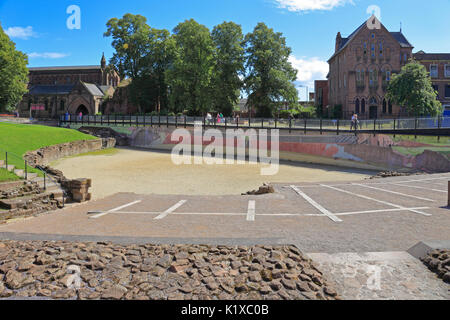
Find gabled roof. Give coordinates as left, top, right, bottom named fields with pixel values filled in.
left=390, top=32, right=413, bottom=48
left=329, top=16, right=413, bottom=62
left=82, top=82, right=104, bottom=96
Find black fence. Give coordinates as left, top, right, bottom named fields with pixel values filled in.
left=59, top=114, right=450, bottom=137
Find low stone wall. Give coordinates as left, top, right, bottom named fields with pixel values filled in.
left=24, top=139, right=109, bottom=167
left=79, top=127, right=128, bottom=146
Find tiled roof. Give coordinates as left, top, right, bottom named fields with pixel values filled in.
left=413, top=52, right=450, bottom=60
left=82, top=83, right=104, bottom=96
left=390, top=32, right=413, bottom=48
left=29, top=66, right=101, bottom=72
left=28, top=84, right=75, bottom=95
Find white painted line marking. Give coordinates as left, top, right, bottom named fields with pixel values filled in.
left=334, top=207, right=430, bottom=216
left=390, top=183, right=446, bottom=193
left=321, top=185, right=432, bottom=217
left=89, top=200, right=142, bottom=219
left=291, top=176, right=450, bottom=189
left=247, top=200, right=256, bottom=221
left=154, top=200, right=187, bottom=220
left=291, top=186, right=343, bottom=222
left=352, top=184, right=435, bottom=202
left=175, top=212, right=245, bottom=216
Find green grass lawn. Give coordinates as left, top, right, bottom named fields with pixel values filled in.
left=392, top=135, right=450, bottom=146
left=0, top=168, right=20, bottom=182
left=0, top=123, right=97, bottom=178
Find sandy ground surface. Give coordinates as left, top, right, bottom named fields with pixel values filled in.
left=52, top=148, right=373, bottom=200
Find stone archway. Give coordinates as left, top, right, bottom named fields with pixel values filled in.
left=76, top=105, right=89, bottom=115
left=68, top=96, right=92, bottom=115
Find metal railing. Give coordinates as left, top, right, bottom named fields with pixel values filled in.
left=0, top=148, right=66, bottom=206
left=60, top=114, right=450, bottom=136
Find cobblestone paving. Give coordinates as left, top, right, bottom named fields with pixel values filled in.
left=0, top=241, right=339, bottom=300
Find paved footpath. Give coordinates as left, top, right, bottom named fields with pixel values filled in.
left=0, top=173, right=449, bottom=299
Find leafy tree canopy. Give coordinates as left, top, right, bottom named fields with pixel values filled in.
left=166, top=19, right=214, bottom=115
left=210, top=21, right=245, bottom=116
left=244, top=22, right=298, bottom=117
left=386, top=60, right=442, bottom=117
left=0, top=23, right=28, bottom=113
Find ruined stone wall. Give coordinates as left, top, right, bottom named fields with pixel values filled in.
left=24, top=139, right=108, bottom=167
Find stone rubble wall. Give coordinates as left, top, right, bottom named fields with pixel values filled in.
left=24, top=139, right=105, bottom=167
left=0, top=241, right=339, bottom=300
left=421, top=249, right=450, bottom=284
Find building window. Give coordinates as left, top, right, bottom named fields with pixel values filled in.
left=363, top=42, right=367, bottom=55
left=369, top=69, right=377, bottom=87
left=361, top=99, right=366, bottom=114
left=344, top=73, right=347, bottom=88
left=388, top=101, right=393, bottom=114
left=371, top=44, right=375, bottom=58
left=60, top=100, right=65, bottom=111
left=445, top=65, right=450, bottom=78
left=445, top=85, right=450, bottom=98
left=383, top=99, right=387, bottom=113
left=355, top=99, right=360, bottom=114
left=404, top=53, right=408, bottom=62
left=430, top=64, right=438, bottom=78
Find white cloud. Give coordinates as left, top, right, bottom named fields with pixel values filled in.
left=275, top=0, right=354, bottom=12
left=289, top=56, right=328, bottom=88
left=28, top=52, right=70, bottom=59
left=5, top=26, right=36, bottom=39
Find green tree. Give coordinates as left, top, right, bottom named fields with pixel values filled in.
left=105, top=14, right=174, bottom=114
left=0, top=24, right=28, bottom=113
left=210, top=22, right=245, bottom=116
left=166, top=19, right=214, bottom=115
left=104, top=14, right=151, bottom=80
left=386, top=60, right=442, bottom=117
left=244, top=23, right=298, bottom=117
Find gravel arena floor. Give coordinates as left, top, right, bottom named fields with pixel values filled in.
left=51, top=148, right=372, bottom=199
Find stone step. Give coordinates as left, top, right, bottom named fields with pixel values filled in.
left=26, top=173, right=38, bottom=180
left=0, top=192, right=52, bottom=210
left=14, top=169, right=25, bottom=178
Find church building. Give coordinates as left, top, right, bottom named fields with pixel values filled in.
left=18, top=54, right=120, bottom=117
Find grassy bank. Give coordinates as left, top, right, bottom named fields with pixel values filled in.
left=0, top=123, right=97, bottom=179
left=0, top=168, right=20, bottom=182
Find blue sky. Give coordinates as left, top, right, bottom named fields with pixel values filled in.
left=1, top=0, right=449, bottom=99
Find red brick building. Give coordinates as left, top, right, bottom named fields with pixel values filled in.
left=314, top=80, right=329, bottom=115
left=318, top=16, right=449, bottom=119
left=413, top=51, right=450, bottom=112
